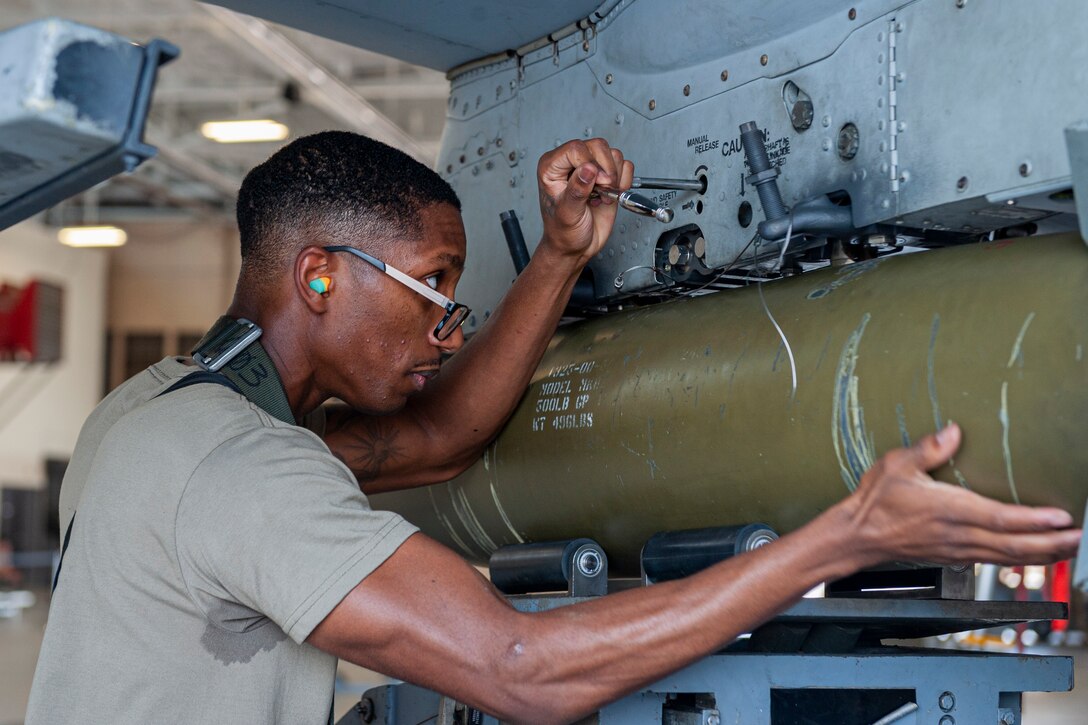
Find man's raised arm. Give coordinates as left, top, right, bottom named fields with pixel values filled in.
left=323, top=139, right=633, bottom=491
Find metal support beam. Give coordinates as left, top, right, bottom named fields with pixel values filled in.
left=145, top=133, right=243, bottom=199
left=201, top=4, right=432, bottom=164
left=152, top=79, right=449, bottom=105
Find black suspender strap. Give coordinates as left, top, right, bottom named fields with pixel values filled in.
left=51, top=513, right=75, bottom=593
left=159, top=370, right=243, bottom=397
left=190, top=316, right=296, bottom=425
left=215, top=341, right=295, bottom=425
left=54, top=322, right=294, bottom=592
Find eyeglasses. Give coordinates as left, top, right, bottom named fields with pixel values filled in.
left=323, top=245, right=471, bottom=341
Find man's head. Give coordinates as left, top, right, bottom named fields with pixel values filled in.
left=236, top=131, right=461, bottom=288
left=232, top=131, right=468, bottom=415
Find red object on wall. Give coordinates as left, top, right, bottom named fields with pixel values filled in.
left=1052, top=560, right=1071, bottom=632
left=0, top=280, right=63, bottom=362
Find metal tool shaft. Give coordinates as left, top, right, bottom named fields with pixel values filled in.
left=631, top=176, right=705, bottom=192
left=592, top=187, right=674, bottom=223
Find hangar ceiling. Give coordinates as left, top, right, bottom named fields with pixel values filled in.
left=2, top=0, right=452, bottom=224
left=207, top=0, right=607, bottom=71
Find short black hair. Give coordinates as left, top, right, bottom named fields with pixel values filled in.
left=235, top=131, right=460, bottom=284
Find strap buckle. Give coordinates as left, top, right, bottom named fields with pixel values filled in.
left=192, top=317, right=262, bottom=372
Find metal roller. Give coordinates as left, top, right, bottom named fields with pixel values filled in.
left=641, top=524, right=779, bottom=583
left=489, top=538, right=606, bottom=595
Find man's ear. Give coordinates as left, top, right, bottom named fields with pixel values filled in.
left=296, top=246, right=334, bottom=313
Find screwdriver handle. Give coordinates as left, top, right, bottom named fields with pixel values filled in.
left=591, top=187, right=674, bottom=223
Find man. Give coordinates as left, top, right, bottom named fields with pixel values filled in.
left=28, top=131, right=1080, bottom=724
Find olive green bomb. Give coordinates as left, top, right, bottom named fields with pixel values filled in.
left=371, top=234, right=1088, bottom=575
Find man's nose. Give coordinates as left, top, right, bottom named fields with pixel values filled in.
left=430, top=321, right=465, bottom=354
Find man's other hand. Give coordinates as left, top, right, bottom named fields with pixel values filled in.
left=537, top=139, right=635, bottom=262
left=841, top=422, right=1081, bottom=568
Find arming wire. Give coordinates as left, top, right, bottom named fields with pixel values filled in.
left=753, top=215, right=798, bottom=399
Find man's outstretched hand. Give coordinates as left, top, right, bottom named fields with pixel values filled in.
left=536, top=139, right=634, bottom=263
left=840, top=422, right=1081, bottom=568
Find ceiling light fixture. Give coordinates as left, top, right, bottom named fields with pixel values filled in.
left=200, top=119, right=289, bottom=143
left=58, top=225, right=128, bottom=248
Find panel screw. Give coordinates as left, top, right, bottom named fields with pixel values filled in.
left=649, top=99, right=657, bottom=110
left=849, top=8, right=857, bottom=19
left=707, top=714, right=721, bottom=725
left=683, top=84, right=691, bottom=96
left=508, top=151, right=516, bottom=162
left=605, top=73, right=613, bottom=84
left=496, top=138, right=503, bottom=147
left=721, top=69, right=729, bottom=81
left=956, top=176, right=969, bottom=191
left=838, top=122, right=860, bottom=160
left=956, top=0, right=967, bottom=7
left=477, top=147, right=485, bottom=156
left=1019, top=161, right=1032, bottom=177
left=446, top=164, right=453, bottom=173
left=760, top=54, right=769, bottom=66
left=459, top=154, right=466, bottom=163
left=999, top=712, right=1015, bottom=725
left=939, top=691, right=956, bottom=711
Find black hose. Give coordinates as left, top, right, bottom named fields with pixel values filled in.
left=500, top=210, right=531, bottom=274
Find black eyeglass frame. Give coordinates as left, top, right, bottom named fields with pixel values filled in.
left=323, top=245, right=470, bottom=341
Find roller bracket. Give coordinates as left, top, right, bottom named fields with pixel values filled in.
left=489, top=538, right=608, bottom=596
left=827, top=563, right=975, bottom=600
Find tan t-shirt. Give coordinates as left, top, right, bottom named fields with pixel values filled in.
left=27, top=357, right=418, bottom=724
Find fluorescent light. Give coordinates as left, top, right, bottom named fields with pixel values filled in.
left=58, top=225, right=127, bottom=248
left=201, top=119, right=289, bottom=143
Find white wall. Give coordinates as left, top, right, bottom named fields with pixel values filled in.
left=0, top=220, right=107, bottom=488
left=0, top=217, right=240, bottom=487
left=107, top=220, right=239, bottom=330
left=106, top=220, right=239, bottom=386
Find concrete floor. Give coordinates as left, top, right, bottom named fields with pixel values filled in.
left=1, top=589, right=1085, bottom=724
left=0, top=592, right=47, bottom=725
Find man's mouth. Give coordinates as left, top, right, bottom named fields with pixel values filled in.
left=409, top=366, right=440, bottom=390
